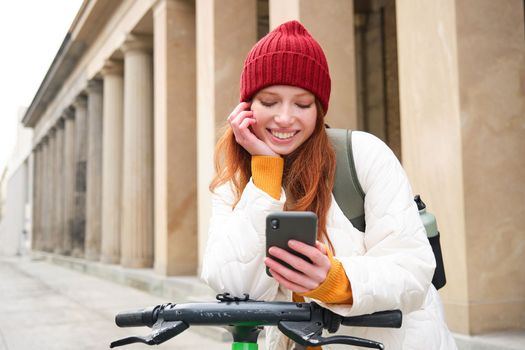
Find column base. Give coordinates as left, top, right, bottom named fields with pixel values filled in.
left=121, top=257, right=153, bottom=269
left=71, top=248, right=85, bottom=259
left=61, top=249, right=72, bottom=256
left=84, top=251, right=101, bottom=261
left=100, top=255, right=120, bottom=265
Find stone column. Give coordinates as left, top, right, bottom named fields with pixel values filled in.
left=120, top=34, right=154, bottom=268
left=37, top=141, right=49, bottom=251
left=269, top=0, right=358, bottom=128
left=85, top=80, right=104, bottom=261
left=53, top=118, right=65, bottom=254
left=196, top=0, right=257, bottom=273
left=396, top=0, right=525, bottom=335
left=63, top=107, right=76, bottom=255
left=100, top=60, right=124, bottom=265
left=31, top=144, right=41, bottom=251
left=40, top=141, right=47, bottom=251
left=46, top=127, right=57, bottom=252
left=72, top=95, right=88, bottom=258
left=153, top=0, right=197, bottom=275
left=37, top=137, right=49, bottom=251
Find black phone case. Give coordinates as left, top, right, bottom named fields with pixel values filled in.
left=265, top=211, right=317, bottom=277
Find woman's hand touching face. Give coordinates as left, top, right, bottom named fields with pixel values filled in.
left=228, top=101, right=279, bottom=156
left=264, top=240, right=331, bottom=294
left=229, top=85, right=318, bottom=157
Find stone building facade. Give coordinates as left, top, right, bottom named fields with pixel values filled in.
left=22, top=0, right=524, bottom=339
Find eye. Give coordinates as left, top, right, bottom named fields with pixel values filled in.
left=260, top=100, right=277, bottom=107
left=296, top=103, right=313, bottom=109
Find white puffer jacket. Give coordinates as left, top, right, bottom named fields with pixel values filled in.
left=201, top=131, right=457, bottom=350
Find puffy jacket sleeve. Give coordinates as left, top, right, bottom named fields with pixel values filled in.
left=322, top=131, right=436, bottom=317
left=200, top=180, right=284, bottom=300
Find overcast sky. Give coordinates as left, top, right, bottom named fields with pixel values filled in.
left=0, top=0, right=83, bottom=173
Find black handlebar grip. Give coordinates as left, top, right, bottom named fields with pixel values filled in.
left=115, top=306, right=159, bottom=328
left=341, top=310, right=402, bottom=329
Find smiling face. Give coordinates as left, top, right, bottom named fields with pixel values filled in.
left=250, top=85, right=318, bottom=156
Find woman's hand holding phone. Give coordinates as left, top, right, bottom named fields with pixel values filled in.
left=264, top=240, right=331, bottom=294
left=228, top=102, right=278, bottom=156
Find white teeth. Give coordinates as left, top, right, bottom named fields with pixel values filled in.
left=271, top=131, right=296, bottom=139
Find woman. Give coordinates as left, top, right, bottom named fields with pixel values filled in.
left=201, top=20, right=456, bottom=350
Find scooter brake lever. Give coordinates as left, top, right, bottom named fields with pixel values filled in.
left=110, top=335, right=155, bottom=348
left=278, top=320, right=385, bottom=350
left=110, top=320, right=189, bottom=348
left=278, top=320, right=324, bottom=347
left=304, top=333, right=385, bottom=349
left=278, top=303, right=385, bottom=350
left=277, top=301, right=324, bottom=347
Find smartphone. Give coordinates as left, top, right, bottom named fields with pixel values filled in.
left=265, top=211, right=317, bottom=277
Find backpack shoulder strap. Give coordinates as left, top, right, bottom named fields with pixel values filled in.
left=326, top=128, right=366, bottom=232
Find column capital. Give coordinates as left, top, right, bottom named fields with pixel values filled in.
left=73, top=94, right=88, bottom=109
left=101, top=59, right=124, bottom=76
left=49, top=125, right=57, bottom=136
left=87, top=79, right=103, bottom=94
left=121, top=34, right=153, bottom=54
left=63, top=106, right=75, bottom=119
left=56, top=117, right=65, bottom=129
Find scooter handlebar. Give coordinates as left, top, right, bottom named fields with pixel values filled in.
left=111, top=299, right=403, bottom=349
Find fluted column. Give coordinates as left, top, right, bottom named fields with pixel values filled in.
left=154, top=0, right=197, bottom=275
left=31, top=144, right=42, bottom=251
left=100, top=60, right=124, bottom=264
left=44, top=136, right=52, bottom=251
left=72, top=95, right=88, bottom=257
left=47, top=133, right=56, bottom=252
left=37, top=137, right=49, bottom=251
left=85, top=80, right=104, bottom=261
left=53, top=118, right=65, bottom=253
left=46, top=127, right=57, bottom=252
left=120, top=34, right=154, bottom=268
left=48, top=131, right=57, bottom=252
left=63, top=107, right=76, bottom=255
left=46, top=133, right=54, bottom=252
left=37, top=141, right=49, bottom=251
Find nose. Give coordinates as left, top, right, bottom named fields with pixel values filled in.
left=274, top=105, right=295, bottom=126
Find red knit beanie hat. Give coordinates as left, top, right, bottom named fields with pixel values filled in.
left=240, top=20, right=331, bottom=113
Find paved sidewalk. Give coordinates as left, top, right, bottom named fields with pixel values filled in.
left=0, top=256, right=232, bottom=350
left=2, top=255, right=523, bottom=350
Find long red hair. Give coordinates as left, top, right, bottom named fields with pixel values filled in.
left=210, top=100, right=336, bottom=249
